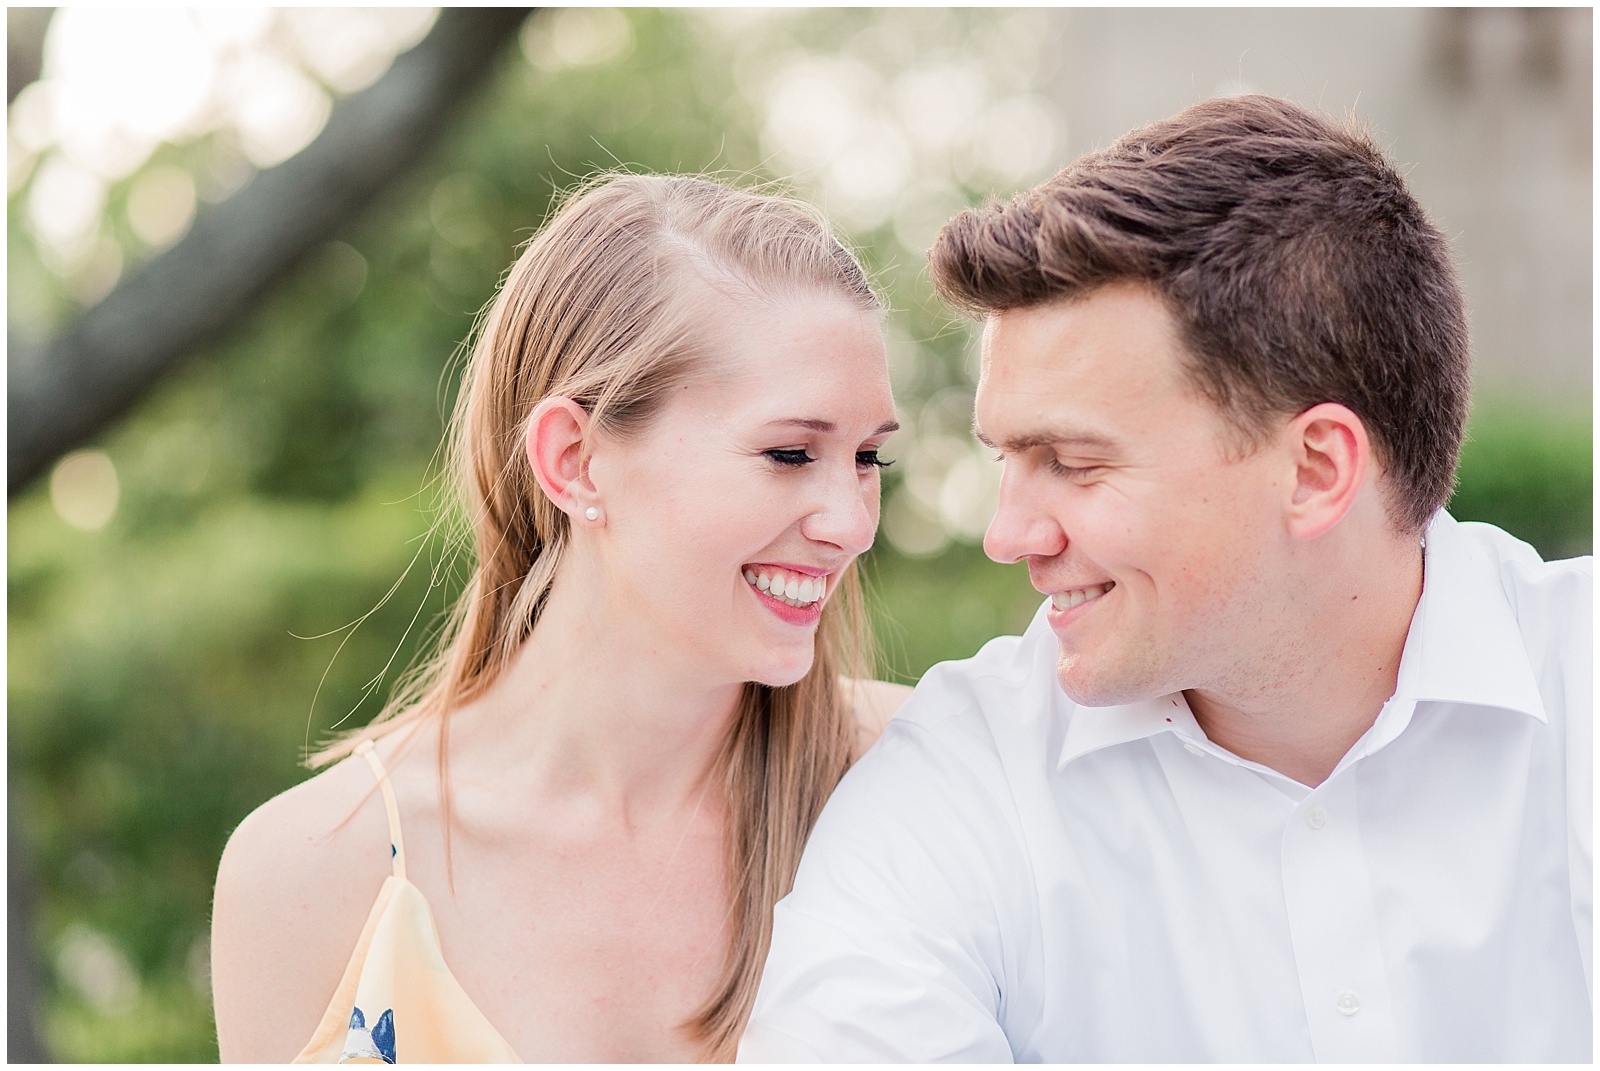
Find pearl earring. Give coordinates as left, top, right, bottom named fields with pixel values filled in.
left=584, top=506, right=600, bottom=522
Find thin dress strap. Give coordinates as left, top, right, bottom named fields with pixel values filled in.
left=354, top=739, right=407, bottom=881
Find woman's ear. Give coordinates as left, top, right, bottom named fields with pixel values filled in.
left=1283, top=402, right=1370, bottom=541
left=524, top=397, right=601, bottom=523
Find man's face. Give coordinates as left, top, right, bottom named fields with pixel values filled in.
left=975, top=283, right=1290, bottom=706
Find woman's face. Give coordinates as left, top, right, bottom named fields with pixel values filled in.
left=587, top=289, right=897, bottom=689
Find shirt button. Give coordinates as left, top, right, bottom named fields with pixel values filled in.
left=1183, top=742, right=1206, bottom=758
left=1306, top=805, right=1327, bottom=830
left=1335, top=990, right=1360, bottom=1016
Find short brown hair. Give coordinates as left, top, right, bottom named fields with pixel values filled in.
left=930, top=94, right=1469, bottom=533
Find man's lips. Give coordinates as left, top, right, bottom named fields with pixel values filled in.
left=1048, top=580, right=1115, bottom=610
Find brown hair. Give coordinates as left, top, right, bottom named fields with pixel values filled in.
left=930, top=94, right=1470, bottom=533
left=313, top=173, right=880, bottom=1057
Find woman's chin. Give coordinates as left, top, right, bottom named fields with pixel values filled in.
left=752, top=653, right=816, bottom=691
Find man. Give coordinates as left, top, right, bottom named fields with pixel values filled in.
left=739, top=95, right=1592, bottom=1062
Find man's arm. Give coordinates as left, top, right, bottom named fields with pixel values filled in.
left=740, top=705, right=1034, bottom=1062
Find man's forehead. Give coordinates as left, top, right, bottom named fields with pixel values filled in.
left=974, top=359, right=1118, bottom=452
left=976, top=311, right=1028, bottom=385
left=981, top=290, right=1204, bottom=392
left=972, top=292, right=1212, bottom=452
left=977, top=309, right=1026, bottom=367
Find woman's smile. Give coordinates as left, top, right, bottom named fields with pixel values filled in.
left=743, top=563, right=831, bottom=625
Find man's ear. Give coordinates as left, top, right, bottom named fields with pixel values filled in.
left=1283, top=402, right=1370, bottom=541
left=524, top=397, right=600, bottom=521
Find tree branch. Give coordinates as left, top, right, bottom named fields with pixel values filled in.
left=8, top=7, right=534, bottom=495
left=7, top=7, right=54, bottom=105
left=6, top=809, right=46, bottom=1062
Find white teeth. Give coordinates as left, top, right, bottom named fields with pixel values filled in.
left=1051, top=581, right=1114, bottom=612
left=745, top=567, right=827, bottom=608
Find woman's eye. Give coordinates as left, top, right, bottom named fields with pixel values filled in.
left=765, top=448, right=817, bottom=467
left=856, top=450, right=893, bottom=470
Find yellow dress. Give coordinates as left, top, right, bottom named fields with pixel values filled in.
left=292, top=740, right=522, bottom=1063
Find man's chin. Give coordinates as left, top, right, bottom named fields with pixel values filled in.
left=1054, top=651, right=1150, bottom=708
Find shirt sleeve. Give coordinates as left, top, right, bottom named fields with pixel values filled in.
left=738, top=706, right=1031, bottom=1063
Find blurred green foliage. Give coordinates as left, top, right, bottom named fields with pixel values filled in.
left=6, top=9, right=1591, bottom=1062
left=1449, top=401, right=1592, bottom=560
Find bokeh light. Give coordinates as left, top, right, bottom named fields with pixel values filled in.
left=723, top=8, right=1064, bottom=233
left=49, top=449, right=120, bottom=530
left=126, top=165, right=197, bottom=249
left=10, top=7, right=438, bottom=299
left=55, top=925, right=140, bottom=1016
left=216, top=51, right=331, bottom=168
left=521, top=8, right=634, bottom=72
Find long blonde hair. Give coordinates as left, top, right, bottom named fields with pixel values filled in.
left=312, top=173, right=881, bottom=1057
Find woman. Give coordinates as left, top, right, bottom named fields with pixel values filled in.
left=210, top=174, right=910, bottom=1062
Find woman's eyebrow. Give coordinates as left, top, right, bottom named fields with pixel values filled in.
left=766, top=418, right=902, bottom=436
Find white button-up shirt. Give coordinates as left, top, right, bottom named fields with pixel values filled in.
left=742, top=513, right=1592, bottom=1062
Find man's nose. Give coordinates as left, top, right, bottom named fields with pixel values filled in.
left=983, top=465, right=1066, bottom=565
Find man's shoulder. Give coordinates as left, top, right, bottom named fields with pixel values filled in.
left=1452, top=514, right=1591, bottom=573
left=1435, top=515, right=1591, bottom=738
left=847, top=601, right=1064, bottom=803
left=1449, top=515, right=1591, bottom=630
left=894, top=600, right=1063, bottom=733
left=794, top=607, right=1056, bottom=911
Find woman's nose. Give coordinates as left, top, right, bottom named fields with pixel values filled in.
left=801, top=469, right=878, bottom=556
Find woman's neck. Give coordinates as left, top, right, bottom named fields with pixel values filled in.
left=444, top=562, right=745, bottom=827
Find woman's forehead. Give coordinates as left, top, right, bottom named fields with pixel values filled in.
left=665, top=308, right=894, bottom=434
left=699, top=289, right=886, bottom=371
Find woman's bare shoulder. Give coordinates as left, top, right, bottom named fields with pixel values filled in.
left=211, top=749, right=394, bottom=1062
left=844, top=677, right=915, bottom=761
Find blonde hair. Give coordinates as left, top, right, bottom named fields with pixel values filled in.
left=312, top=173, right=881, bottom=1057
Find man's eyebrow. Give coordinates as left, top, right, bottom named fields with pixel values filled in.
left=767, top=418, right=901, bottom=436
left=972, top=421, right=1117, bottom=453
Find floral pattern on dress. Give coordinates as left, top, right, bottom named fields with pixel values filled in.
left=339, top=1005, right=396, bottom=1064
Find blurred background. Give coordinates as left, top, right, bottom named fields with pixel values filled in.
left=7, top=8, right=1591, bottom=1061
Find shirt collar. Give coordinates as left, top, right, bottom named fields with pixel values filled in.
left=1054, top=510, right=1548, bottom=773
left=1056, top=691, right=1201, bottom=770
left=1385, top=509, right=1548, bottom=723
